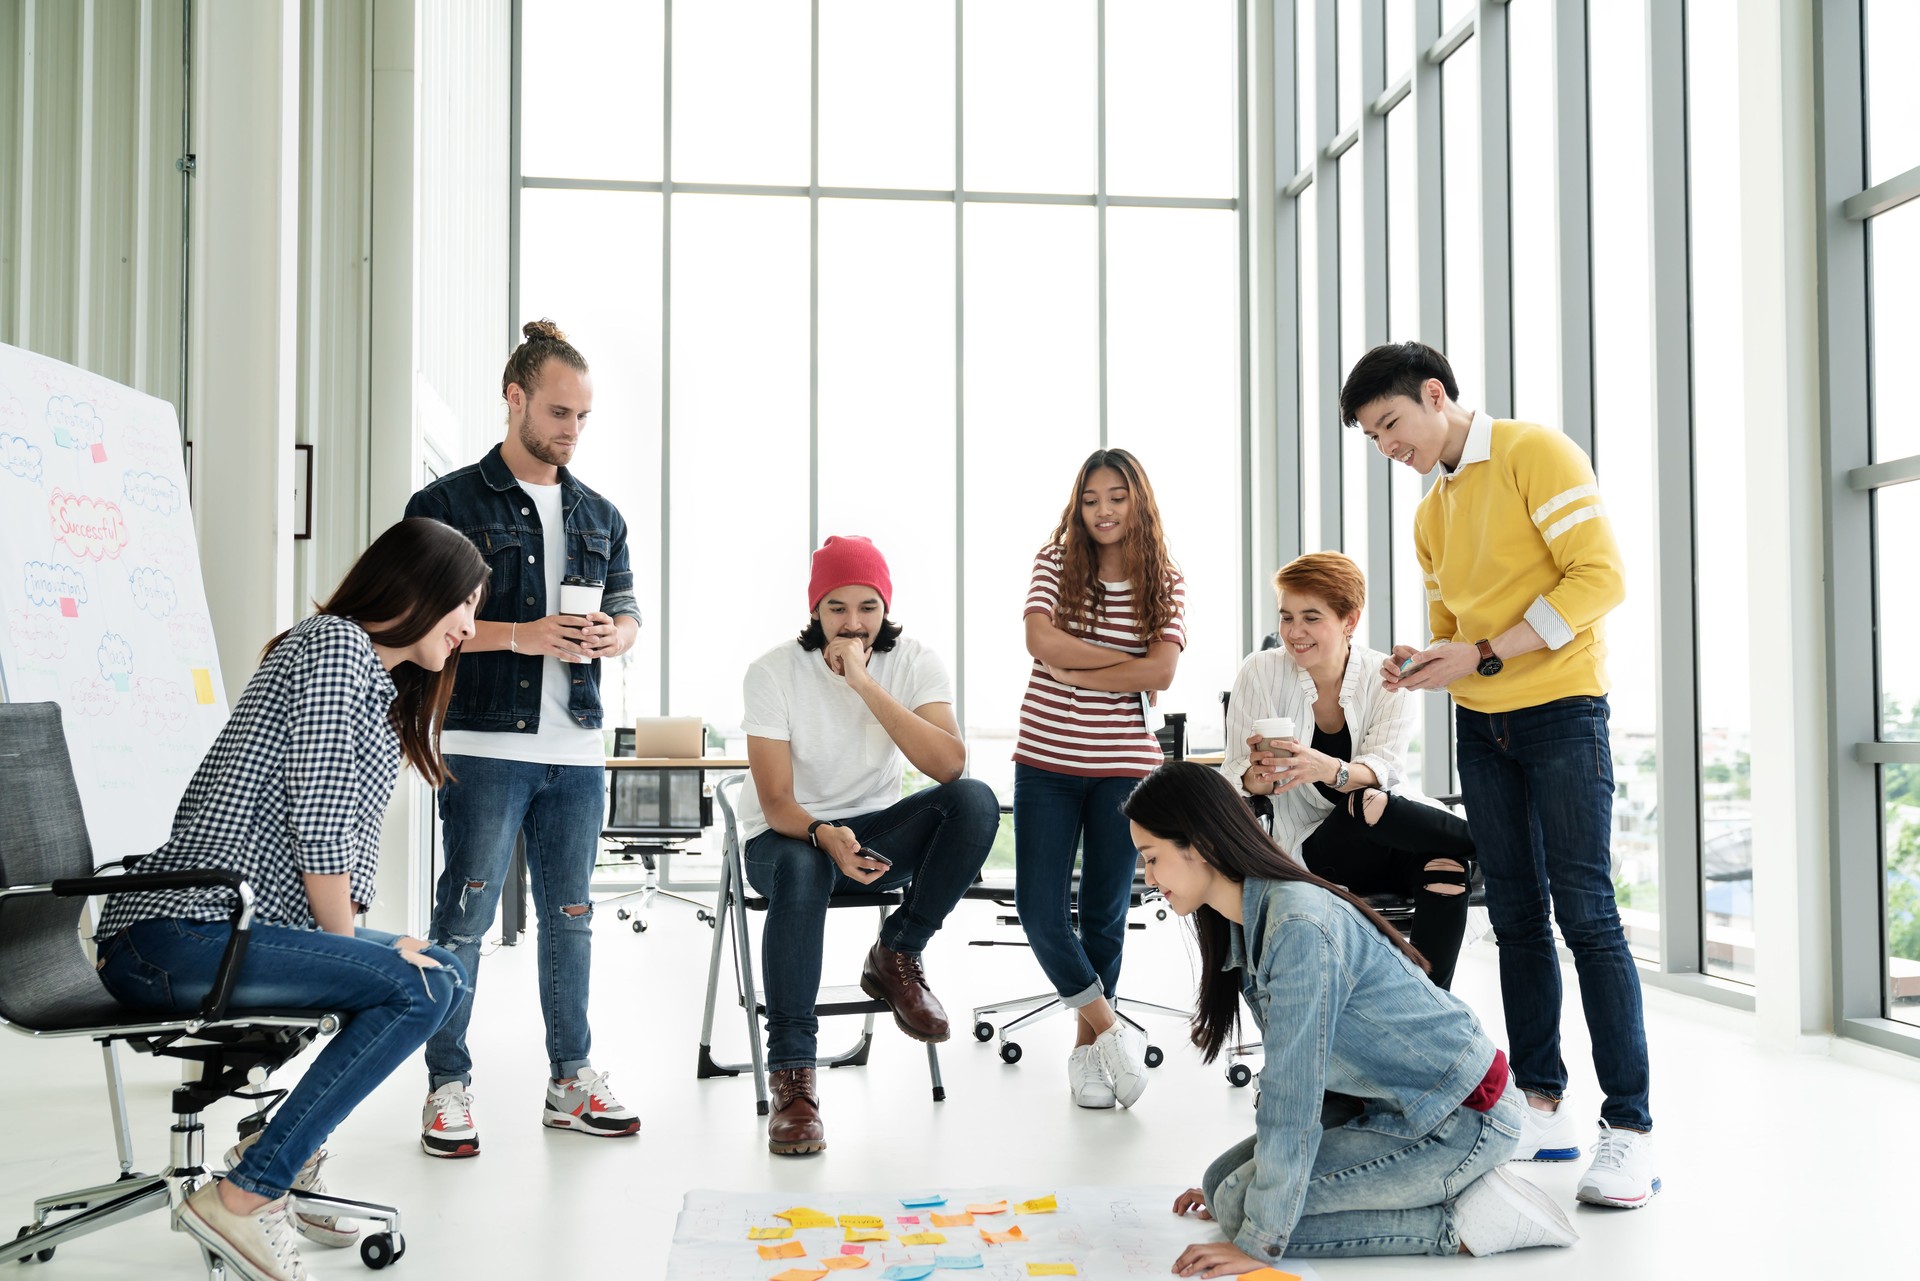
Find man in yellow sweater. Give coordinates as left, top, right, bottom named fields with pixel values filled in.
left=1342, top=341, right=1658, bottom=1213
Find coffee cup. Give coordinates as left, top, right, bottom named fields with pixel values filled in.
left=558, top=576, right=604, bottom=618
left=1251, top=716, right=1297, bottom=756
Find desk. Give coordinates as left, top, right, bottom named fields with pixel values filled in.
left=500, top=758, right=750, bottom=945
left=1185, top=752, right=1225, bottom=767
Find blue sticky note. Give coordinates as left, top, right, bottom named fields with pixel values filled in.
left=899, top=1193, right=947, bottom=1208
left=881, top=1267, right=936, bottom=1280
left=933, top=1254, right=984, bottom=1270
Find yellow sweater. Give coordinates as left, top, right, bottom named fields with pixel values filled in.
left=1415, top=417, right=1625, bottom=714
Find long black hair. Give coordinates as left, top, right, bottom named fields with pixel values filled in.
left=1122, top=761, right=1429, bottom=1063
left=264, top=517, right=488, bottom=787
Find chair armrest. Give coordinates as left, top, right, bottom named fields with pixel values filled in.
left=48, top=868, right=257, bottom=1023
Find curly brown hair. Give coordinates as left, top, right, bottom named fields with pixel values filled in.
left=1045, top=448, right=1179, bottom=643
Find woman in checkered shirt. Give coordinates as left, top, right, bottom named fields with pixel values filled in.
left=93, top=517, right=488, bottom=1281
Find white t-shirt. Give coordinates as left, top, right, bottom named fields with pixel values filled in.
left=441, top=479, right=606, bottom=768
left=735, top=635, right=955, bottom=843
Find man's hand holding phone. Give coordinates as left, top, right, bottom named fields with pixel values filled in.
left=818, top=824, right=891, bottom=885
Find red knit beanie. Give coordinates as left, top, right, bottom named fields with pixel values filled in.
left=808, top=535, right=892, bottom=612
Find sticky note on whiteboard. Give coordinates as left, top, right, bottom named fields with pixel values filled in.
left=191, top=669, right=215, bottom=704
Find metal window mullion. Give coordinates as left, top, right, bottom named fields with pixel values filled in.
left=1412, top=0, right=1452, bottom=789
left=131, top=0, right=154, bottom=388
left=1272, top=0, right=1302, bottom=571
left=1313, top=0, right=1342, bottom=550
left=508, top=0, right=522, bottom=352
left=809, top=0, right=819, bottom=552
left=1552, top=0, right=1592, bottom=458
left=1476, top=0, right=1511, bottom=417
left=16, top=0, right=35, bottom=345
left=953, top=0, right=965, bottom=734
left=1361, top=0, right=1391, bottom=655
left=659, top=0, right=673, bottom=715
left=1237, top=0, right=1253, bottom=654
left=1097, top=0, right=1108, bottom=449
left=1840, top=162, right=1920, bottom=221
left=1646, top=0, right=1702, bottom=976
left=1812, top=0, right=1882, bottom=1026
left=1849, top=455, right=1920, bottom=491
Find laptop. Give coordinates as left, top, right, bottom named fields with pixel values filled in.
left=631, top=716, right=706, bottom=760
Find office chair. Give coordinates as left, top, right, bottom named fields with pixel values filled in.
left=600, top=726, right=716, bottom=934
left=696, top=775, right=944, bottom=1117
left=0, top=702, right=408, bottom=1274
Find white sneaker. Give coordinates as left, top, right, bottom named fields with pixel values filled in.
left=1576, top=1121, right=1661, bottom=1208
left=422, top=1081, right=480, bottom=1158
left=1067, top=1045, right=1116, bottom=1109
left=542, top=1066, right=641, bottom=1137
left=225, top=1133, right=357, bottom=1247
left=1089, top=1020, right=1148, bottom=1108
left=1451, top=1165, right=1581, bottom=1256
left=175, top=1181, right=310, bottom=1281
left=1510, top=1095, right=1582, bottom=1162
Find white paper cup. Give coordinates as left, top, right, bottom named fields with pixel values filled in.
left=1251, top=716, right=1296, bottom=756
left=558, top=578, right=604, bottom=617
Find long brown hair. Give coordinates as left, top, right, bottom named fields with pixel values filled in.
left=1122, top=762, right=1430, bottom=1064
left=1046, top=448, right=1178, bottom=642
left=264, top=518, right=488, bottom=787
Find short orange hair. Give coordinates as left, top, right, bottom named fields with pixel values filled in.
left=1273, top=551, right=1366, bottom=620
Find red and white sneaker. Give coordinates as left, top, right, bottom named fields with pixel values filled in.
left=421, top=1082, right=480, bottom=1158
left=542, top=1066, right=641, bottom=1138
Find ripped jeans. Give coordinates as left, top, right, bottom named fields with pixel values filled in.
left=425, top=756, right=603, bottom=1088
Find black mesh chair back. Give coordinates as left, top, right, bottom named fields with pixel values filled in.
left=0, top=702, right=126, bottom=1031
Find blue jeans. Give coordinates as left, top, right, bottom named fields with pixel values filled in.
left=1454, top=695, right=1653, bottom=1131
left=743, top=778, right=998, bottom=1072
left=1203, top=1077, right=1524, bottom=1257
left=426, top=755, right=603, bottom=1087
left=98, top=920, right=463, bottom=1199
left=1011, top=764, right=1139, bottom=1007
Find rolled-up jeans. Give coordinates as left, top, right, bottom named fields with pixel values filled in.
left=1202, top=1076, right=1524, bottom=1258
left=1454, top=693, right=1653, bottom=1132
left=99, top=919, right=463, bottom=1199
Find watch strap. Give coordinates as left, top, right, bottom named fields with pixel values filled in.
left=807, top=819, right=830, bottom=847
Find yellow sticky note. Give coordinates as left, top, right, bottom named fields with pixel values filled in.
left=966, top=1201, right=1008, bottom=1216
left=1015, top=1195, right=1059, bottom=1215
left=749, top=1227, right=796, bottom=1241
left=837, top=1215, right=885, bottom=1230
left=770, top=1270, right=828, bottom=1281
left=757, top=1240, right=806, bottom=1260
left=1238, top=1271, right=1303, bottom=1281
left=897, top=1232, right=946, bottom=1246
left=820, top=1260, right=870, bottom=1272
left=780, top=1208, right=836, bottom=1230
left=777, top=1206, right=824, bottom=1222
left=191, top=669, right=215, bottom=704
left=980, top=1226, right=1028, bottom=1245
left=843, top=1227, right=889, bottom=1242
left=930, top=1212, right=974, bottom=1228
left=1027, top=1267, right=1078, bottom=1278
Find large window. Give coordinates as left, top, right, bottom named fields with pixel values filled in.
left=514, top=3, right=1247, bottom=809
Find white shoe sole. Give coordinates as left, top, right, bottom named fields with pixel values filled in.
left=542, top=1103, right=641, bottom=1137
left=1458, top=1167, right=1580, bottom=1255
left=1576, top=1175, right=1662, bottom=1209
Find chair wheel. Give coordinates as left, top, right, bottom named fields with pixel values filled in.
left=15, top=1224, right=49, bottom=1265
left=616, top=909, right=630, bottom=920
left=1155, top=907, right=1168, bottom=921
left=696, top=910, right=712, bottom=924
left=973, top=1021, right=994, bottom=1042
left=360, top=1231, right=403, bottom=1269
left=1144, top=1044, right=1164, bottom=1068
left=1227, top=1062, right=1252, bottom=1087
left=999, top=1041, right=1022, bottom=1064
left=631, top=919, right=648, bottom=933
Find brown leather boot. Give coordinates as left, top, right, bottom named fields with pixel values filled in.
left=767, top=1067, right=825, bottom=1155
left=858, top=941, right=952, bottom=1043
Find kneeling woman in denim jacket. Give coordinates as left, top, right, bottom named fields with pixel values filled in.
left=93, top=517, right=487, bottom=1281
left=1125, top=763, right=1577, bottom=1277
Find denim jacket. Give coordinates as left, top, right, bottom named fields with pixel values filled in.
left=1225, top=877, right=1498, bottom=1261
left=404, top=443, right=638, bottom=733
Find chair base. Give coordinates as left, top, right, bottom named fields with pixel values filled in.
left=969, top=994, right=1181, bottom=1070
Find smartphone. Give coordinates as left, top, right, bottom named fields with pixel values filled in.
left=857, top=847, right=893, bottom=870
left=1398, top=657, right=1432, bottom=676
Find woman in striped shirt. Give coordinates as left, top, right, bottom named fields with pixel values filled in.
left=1222, top=551, right=1475, bottom=989
left=1013, top=448, right=1185, bottom=1110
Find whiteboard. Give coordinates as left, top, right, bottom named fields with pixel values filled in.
left=0, top=343, right=228, bottom=866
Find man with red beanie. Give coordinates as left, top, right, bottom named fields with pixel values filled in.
left=738, top=535, right=997, bottom=1155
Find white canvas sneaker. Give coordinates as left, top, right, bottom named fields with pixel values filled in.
left=1452, top=1165, right=1580, bottom=1256
left=225, top=1133, right=356, bottom=1247
left=1576, top=1121, right=1661, bottom=1208
left=1089, top=1020, right=1149, bottom=1108
left=1067, top=1045, right=1116, bottom=1109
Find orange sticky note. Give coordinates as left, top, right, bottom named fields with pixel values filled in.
left=191, top=669, right=215, bottom=704
left=980, top=1226, right=1028, bottom=1245
left=770, top=1270, right=828, bottom=1281
left=749, top=1227, right=796, bottom=1241
left=930, top=1212, right=973, bottom=1228
left=820, top=1260, right=869, bottom=1272
left=1027, top=1267, right=1078, bottom=1278
left=1015, top=1195, right=1059, bottom=1215
left=843, top=1227, right=888, bottom=1242
left=966, top=1201, right=1007, bottom=1215
left=758, top=1241, right=806, bottom=1259
left=1238, top=1271, right=1302, bottom=1281
left=897, top=1232, right=946, bottom=1246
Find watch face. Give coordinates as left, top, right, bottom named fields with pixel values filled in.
left=1477, top=656, right=1503, bottom=677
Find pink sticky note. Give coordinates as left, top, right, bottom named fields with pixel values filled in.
left=840, top=1244, right=865, bottom=1256
left=896, top=1217, right=920, bottom=1225
left=89, top=443, right=107, bottom=462
left=59, top=597, right=77, bottom=617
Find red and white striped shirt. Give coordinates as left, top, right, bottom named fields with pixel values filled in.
left=1013, top=545, right=1187, bottom=779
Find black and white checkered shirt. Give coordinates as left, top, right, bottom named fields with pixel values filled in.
left=96, top=614, right=401, bottom=935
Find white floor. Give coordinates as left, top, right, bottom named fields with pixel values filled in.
left=5, top=891, right=1918, bottom=1278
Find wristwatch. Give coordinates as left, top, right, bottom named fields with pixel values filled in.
left=1333, top=761, right=1350, bottom=790
left=1474, top=639, right=1504, bottom=677
left=807, top=819, right=832, bottom=847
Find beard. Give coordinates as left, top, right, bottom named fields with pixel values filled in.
left=518, top=419, right=570, bottom=468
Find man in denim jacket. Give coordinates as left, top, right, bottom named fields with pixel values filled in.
left=403, top=320, right=643, bottom=1157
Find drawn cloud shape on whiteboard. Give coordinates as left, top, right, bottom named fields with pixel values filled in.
left=49, top=489, right=129, bottom=561
left=122, top=470, right=182, bottom=516
left=132, top=676, right=190, bottom=733
left=47, top=396, right=106, bottom=450
left=8, top=610, right=67, bottom=660
left=24, top=560, right=88, bottom=608
left=68, top=678, right=118, bottom=717
left=96, top=632, right=135, bottom=689
left=128, top=566, right=178, bottom=618
left=1, top=432, right=42, bottom=482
